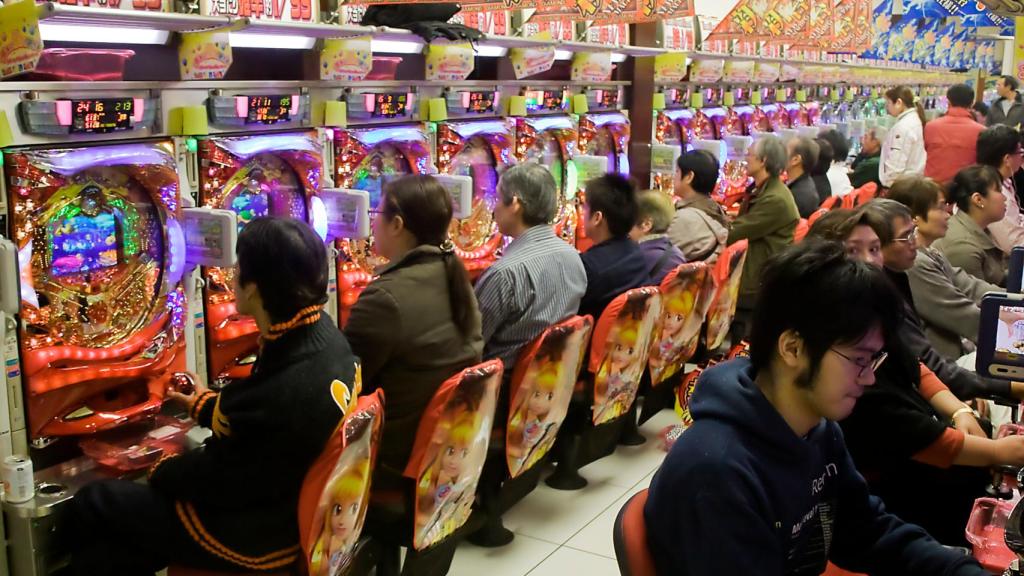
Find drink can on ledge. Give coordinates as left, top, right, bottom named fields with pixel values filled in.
left=2, top=455, right=34, bottom=504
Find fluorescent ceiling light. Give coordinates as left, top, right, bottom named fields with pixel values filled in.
left=39, top=23, right=170, bottom=45
left=554, top=49, right=573, bottom=61
left=611, top=52, right=627, bottom=63
left=371, top=39, right=423, bottom=54
left=476, top=44, right=509, bottom=57
left=229, top=32, right=315, bottom=50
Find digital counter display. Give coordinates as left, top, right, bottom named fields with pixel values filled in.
left=524, top=90, right=564, bottom=111
left=246, top=95, right=292, bottom=125
left=71, top=99, right=133, bottom=134
left=600, top=89, right=619, bottom=108
left=372, top=93, right=408, bottom=119
left=467, top=92, right=495, bottom=114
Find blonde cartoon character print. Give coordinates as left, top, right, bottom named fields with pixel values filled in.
left=311, top=458, right=370, bottom=576
left=594, top=296, right=652, bottom=425
left=649, top=275, right=705, bottom=384
left=416, top=409, right=483, bottom=545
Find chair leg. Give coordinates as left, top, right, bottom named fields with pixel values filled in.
left=377, top=543, right=401, bottom=576
left=467, top=459, right=515, bottom=548
left=545, top=433, right=588, bottom=491
left=618, top=399, right=646, bottom=446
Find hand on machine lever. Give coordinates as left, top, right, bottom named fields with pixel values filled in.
left=166, top=372, right=209, bottom=409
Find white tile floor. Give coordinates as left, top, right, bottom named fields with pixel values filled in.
left=448, top=409, right=679, bottom=576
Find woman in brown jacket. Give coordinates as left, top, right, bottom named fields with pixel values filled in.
left=345, top=175, right=483, bottom=477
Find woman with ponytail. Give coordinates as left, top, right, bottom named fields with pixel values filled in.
left=880, top=85, right=928, bottom=188
left=345, top=174, right=483, bottom=475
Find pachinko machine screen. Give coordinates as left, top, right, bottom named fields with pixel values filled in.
left=4, top=141, right=186, bottom=439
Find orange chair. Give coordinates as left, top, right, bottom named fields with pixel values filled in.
left=546, top=287, right=662, bottom=490
left=366, top=360, right=503, bottom=574
left=793, top=218, right=810, bottom=243
left=704, top=241, right=748, bottom=353
left=819, top=194, right=842, bottom=211
left=612, top=489, right=656, bottom=576
left=641, top=263, right=716, bottom=424
left=853, top=182, right=879, bottom=207
left=169, top=391, right=385, bottom=576
left=807, top=207, right=829, bottom=227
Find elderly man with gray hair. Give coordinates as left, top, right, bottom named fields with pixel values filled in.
left=728, top=134, right=800, bottom=337
left=474, top=162, right=588, bottom=373
left=851, top=126, right=887, bottom=190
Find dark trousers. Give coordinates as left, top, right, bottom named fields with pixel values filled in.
left=66, top=479, right=245, bottom=576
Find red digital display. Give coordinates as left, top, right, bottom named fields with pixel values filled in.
left=524, top=90, right=564, bottom=112
left=600, top=89, right=619, bottom=108
left=467, top=92, right=495, bottom=113
left=70, top=99, right=133, bottom=134
left=246, top=95, right=292, bottom=125
left=372, top=93, right=407, bottom=119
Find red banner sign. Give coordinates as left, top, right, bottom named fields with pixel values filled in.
left=708, top=0, right=811, bottom=42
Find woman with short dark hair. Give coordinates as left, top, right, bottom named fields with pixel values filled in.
left=67, top=217, right=359, bottom=575
left=934, top=165, right=1009, bottom=286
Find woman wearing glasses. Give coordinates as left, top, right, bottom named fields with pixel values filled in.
left=805, top=208, right=1024, bottom=547
left=934, top=164, right=1009, bottom=287
left=887, top=176, right=1001, bottom=360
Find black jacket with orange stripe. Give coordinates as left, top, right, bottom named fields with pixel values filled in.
left=149, top=312, right=358, bottom=571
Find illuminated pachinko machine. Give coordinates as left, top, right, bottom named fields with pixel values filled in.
left=335, top=88, right=432, bottom=321
left=575, top=85, right=630, bottom=251
left=515, top=88, right=578, bottom=245
left=6, top=134, right=187, bottom=440
left=765, top=87, right=793, bottom=131
left=651, top=86, right=696, bottom=193
left=436, top=88, right=514, bottom=277
left=197, top=129, right=323, bottom=386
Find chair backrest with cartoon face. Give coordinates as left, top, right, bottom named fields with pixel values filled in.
left=299, top=386, right=384, bottom=576
left=506, top=315, right=594, bottom=479
left=402, top=360, right=502, bottom=551
left=647, top=263, right=716, bottom=387
left=588, top=287, right=662, bottom=426
left=704, top=241, right=749, bottom=352
left=853, top=182, right=879, bottom=207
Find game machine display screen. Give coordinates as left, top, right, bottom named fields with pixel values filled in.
left=652, top=88, right=696, bottom=193
left=516, top=89, right=578, bottom=246
left=786, top=99, right=812, bottom=128
left=576, top=87, right=630, bottom=251
left=764, top=88, right=793, bottom=130
left=335, top=90, right=432, bottom=321
left=5, top=138, right=187, bottom=441
left=691, top=88, right=720, bottom=144
left=437, top=90, right=514, bottom=278
left=197, top=93, right=328, bottom=387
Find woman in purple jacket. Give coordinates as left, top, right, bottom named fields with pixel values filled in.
left=631, top=190, right=687, bottom=285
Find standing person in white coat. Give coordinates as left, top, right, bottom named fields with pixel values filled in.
left=880, top=86, right=928, bottom=188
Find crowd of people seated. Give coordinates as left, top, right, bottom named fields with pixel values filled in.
left=61, top=79, right=1024, bottom=576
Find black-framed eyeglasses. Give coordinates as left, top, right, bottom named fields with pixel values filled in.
left=831, top=348, right=888, bottom=378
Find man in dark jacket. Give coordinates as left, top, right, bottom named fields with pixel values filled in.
left=785, top=136, right=821, bottom=218
left=578, top=174, right=650, bottom=320
left=850, top=127, right=884, bottom=190
left=631, top=189, right=686, bottom=285
left=66, top=218, right=359, bottom=575
left=645, top=240, right=987, bottom=576
left=986, top=75, right=1024, bottom=129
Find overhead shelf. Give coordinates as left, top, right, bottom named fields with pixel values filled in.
left=233, top=18, right=375, bottom=39
left=36, top=2, right=230, bottom=32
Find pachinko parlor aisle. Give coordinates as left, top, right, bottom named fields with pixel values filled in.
left=0, top=0, right=1019, bottom=573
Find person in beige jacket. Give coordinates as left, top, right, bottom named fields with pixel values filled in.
left=934, top=165, right=1009, bottom=288
left=888, top=176, right=1000, bottom=360
left=667, top=149, right=729, bottom=263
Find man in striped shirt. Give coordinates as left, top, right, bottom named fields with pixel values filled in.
left=475, top=163, right=588, bottom=373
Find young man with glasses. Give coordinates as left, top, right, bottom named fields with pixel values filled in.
left=645, top=240, right=987, bottom=575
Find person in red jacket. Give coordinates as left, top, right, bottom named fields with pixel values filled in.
left=924, top=84, right=986, bottom=186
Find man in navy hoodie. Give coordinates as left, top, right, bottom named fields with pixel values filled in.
left=644, top=240, right=987, bottom=576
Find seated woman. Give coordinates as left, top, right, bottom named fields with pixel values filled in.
left=810, top=209, right=1024, bottom=546
left=888, top=176, right=1000, bottom=360
left=66, top=217, right=358, bottom=576
left=345, top=174, right=483, bottom=477
left=934, top=165, right=1009, bottom=287
left=630, top=189, right=686, bottom=285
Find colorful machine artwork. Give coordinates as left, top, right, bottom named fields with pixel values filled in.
left=436, top=119, right=514, bottom=276
left=514, top=117, right=578, bottom=246
left=5, top=141, right=187, bottom=438
left=198, top=131, right=322, bottom=385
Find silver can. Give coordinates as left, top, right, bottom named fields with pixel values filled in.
left=2, top=455, right=34, bottom=503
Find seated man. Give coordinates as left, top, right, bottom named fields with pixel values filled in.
left=851, top=126, right=885, bottom=190
left=475, top=163, right=588, bottom=373
left=667, top=149, right=729, bottom=263
left=645, top=240, right=987, bottom=576
left=858, top=199, right=1022, bottom=402
left=630, top=189, right=686, bottom=285
left=785, top=136, right=821, bottom=218
left=578, top=174, right=650, bottom=320
left=65, top=218, right=359, bottom=575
